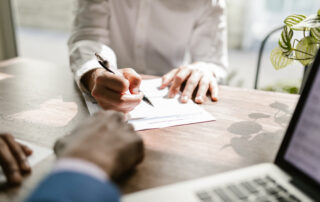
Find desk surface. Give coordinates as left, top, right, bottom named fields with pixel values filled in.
left=0, top=58, right=299, bottom=201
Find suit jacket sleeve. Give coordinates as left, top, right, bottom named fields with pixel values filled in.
left=25, top=171, right=120, bottom=202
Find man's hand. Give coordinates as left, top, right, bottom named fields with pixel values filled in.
left=0, top=134, right=32, bottom=185
left=160, top=63, right=219, bottom=104
left=54, top=111, right=144, bottom=180
left=82, top=68, right=143, bottom=113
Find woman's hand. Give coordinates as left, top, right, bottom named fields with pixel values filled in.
left=161, top=63, right=219, bottom=104
left=82, top=68, right=143, bottom=113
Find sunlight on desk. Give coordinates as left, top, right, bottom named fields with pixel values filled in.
left=7, top=97, right=78, bottom=127
left=0, top=72, right=13, bottom=81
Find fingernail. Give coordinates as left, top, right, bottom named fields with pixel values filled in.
left=181, top=96, right=188, bottom=103
left=196, top=96, right=204, bottom=103
left=21, top=161, right=31, bottom=172
left=168, top=92, right=175, bottom=98
left=212, top=96, right=218, bottom=102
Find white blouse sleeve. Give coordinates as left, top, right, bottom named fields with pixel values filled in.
left=68, top=0, right=117, bottom=93
left=189, top=0, right=228, bottom=83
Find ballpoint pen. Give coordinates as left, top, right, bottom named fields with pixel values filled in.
left=95, top=53, right=154, bottom=107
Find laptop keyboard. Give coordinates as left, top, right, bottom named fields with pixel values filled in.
left=196, top=176, right=301, bottom=202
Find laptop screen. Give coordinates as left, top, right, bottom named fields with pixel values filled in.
left=283, top=59, right=320, bottom=184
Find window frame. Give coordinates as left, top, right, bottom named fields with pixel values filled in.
left=0, top=0, right=18, bottom=61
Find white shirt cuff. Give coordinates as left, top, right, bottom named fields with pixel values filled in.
left=69, top=40, right=118, bottom=94
left=52, top=158, right=108, bottom=183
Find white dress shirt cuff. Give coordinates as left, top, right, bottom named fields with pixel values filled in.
left=69, top=40, right=118, bottom=94
left=75, top=59, right=103, bottom=95
left=52, top=158, right=108, bottom=183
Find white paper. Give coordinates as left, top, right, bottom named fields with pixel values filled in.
left=0, top=139, right=53, bottom=183
left=84, top=79, right=216, bottom=130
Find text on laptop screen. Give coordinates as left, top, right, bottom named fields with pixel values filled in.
left=284, top=64, right=320, bottom=183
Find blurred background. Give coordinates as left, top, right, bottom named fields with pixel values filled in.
left=3, top=0, right=320, bottom=92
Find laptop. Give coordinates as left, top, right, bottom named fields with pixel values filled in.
left=122, top=49, right=320, bottom=202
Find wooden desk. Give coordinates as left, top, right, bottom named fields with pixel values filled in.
left=0, top=58, right=299, bottom=201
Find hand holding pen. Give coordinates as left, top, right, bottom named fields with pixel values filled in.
left=81, top=54, right=149, bottom=113
left=95, top=53, right=153, bottom=107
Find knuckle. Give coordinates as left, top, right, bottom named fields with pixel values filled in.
left=135, top=74, right=142, bottom=81
left=188, top=80, right=196, bottom=87
left=201, top=79, right=210, bottom=86
left=210, top=80, right=218, bottom=87
left=118, top=98, right=126, bottom=107
left=126, top=124, right=135, bottom=132
left=175, top=75, right=184, bottom=83
left=95, top=74, right=104, bottom=84
left=2, top=133, right=12, bottom=141
left=111, top=110, right=125, bottom=121
left=0, top=139, right=6, bottom=147
left=119, top=79, right=129, bottom=91
left=6, top=158, right=18, bottom=170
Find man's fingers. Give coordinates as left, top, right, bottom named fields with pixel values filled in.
left=95, top=70, right=129, bottom=93
left=168, top=68, right=191, bottom=98
left=180, top=70, right=202, bottom=103
left=0, top=138, right=22, bottom=185
left=121, top=68, right=142, bottom=94
left=19, top=143, right=33, bottom=156
left=2, top=134, right=31, bottom=173
left=209, top=79, right=219, bottom=101
left=160, top=69, right=178, bottom=89
left=195, top=77, right=210, bottom=104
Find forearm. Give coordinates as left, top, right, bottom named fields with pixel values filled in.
left=68, top=0, right=117, bottom=93
left=69, top=40, right=117, bottom=93
left=190, top=0, right=228, bottom=83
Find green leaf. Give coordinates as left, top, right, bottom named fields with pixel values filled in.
left=292, top=14, right=320, bottom=31
left=278, top=26, right=293, bottom=56
left=284, top=14, right=306, bottom=27
left=295, top=36, right=318, bottom=66
left=311, top=27, right=320, bottom=41
left=318, top=9, right=320, bottom=16
left=270, top=47, right=293, bottom=70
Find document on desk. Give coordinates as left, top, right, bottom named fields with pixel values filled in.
left=84, top=78, right=216, bottom=131
left=0, top=139, right=53, bottom=183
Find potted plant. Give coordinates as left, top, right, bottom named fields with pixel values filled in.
left=270, top=9, right=320, bottom=79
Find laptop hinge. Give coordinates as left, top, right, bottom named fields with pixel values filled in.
left=290, top=178, right=320, bottom=201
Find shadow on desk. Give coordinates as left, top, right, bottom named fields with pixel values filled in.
left=225, top=101, right=292, bottom=161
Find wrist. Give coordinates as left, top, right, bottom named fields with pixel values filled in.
left=53, top=157, right=109, bottom=182
left=81, top=69, right=100, bottom=93
left=63, top=150, right=115, bottom=179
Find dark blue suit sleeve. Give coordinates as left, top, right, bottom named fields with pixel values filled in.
left=25, top=171, right=120, bottom=202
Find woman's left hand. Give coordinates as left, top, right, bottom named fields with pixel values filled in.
left=160, top=63, right=219, bottom=104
